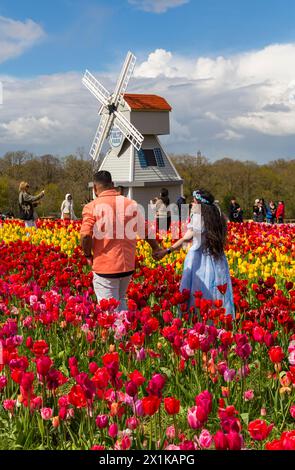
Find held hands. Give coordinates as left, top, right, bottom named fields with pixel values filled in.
left=153, top=248, right=169, bottom=260
left=85, top=256, right=93, bottom=267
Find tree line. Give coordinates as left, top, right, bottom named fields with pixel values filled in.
left=172, top=154, right=295, bottom=219
left=0, top=150, right=93, bottom=218
left=0, top=150, right=295, bottom=219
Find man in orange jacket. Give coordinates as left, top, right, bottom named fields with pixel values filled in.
left=80, top=171, right=160, bottom=310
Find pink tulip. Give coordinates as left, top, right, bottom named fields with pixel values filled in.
left=198, top=429, right=212, bottom=448
left=165, top=444, right=181, bottom=450
left=288, top=350, right=295, bottom=366
left=95, top=414, right=109, bottom=429
left=244, top=389, right=254, bottom=401
left=187, top=406, right=203, bottom=429
left=3, top=399, right=16, bottom=412
left=126, top=417, right=139, bottom=430
left=41, top=407, right=53, bottom=420
left=0, top=376, right=7, bottom=390
left=223, top=368, right=236, bottom=382
left=108, top=423, right=118, bottom=439
left=166, top=425, right=176, bottom=440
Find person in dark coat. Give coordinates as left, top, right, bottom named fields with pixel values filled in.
left=256, top=200, right=266, bottom=223
left=176, top=195, right=187, bottom=220
left=266, top=200, right=276, bottom=224
left=229, top=198, right=243, bottom=222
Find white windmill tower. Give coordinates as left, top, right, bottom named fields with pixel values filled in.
left=83, top=52, right=183, bottom=209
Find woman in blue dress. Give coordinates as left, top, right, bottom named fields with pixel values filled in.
left=156, top=189, right=235, bottom=317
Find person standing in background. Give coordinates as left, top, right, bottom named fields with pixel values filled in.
left=256, top=200, right=266, bottom=223
left=266, top=200, right=277, bottom=224
left=229, top=197, right=243, bottom=222
left=19, top=182, right=45, bottom=228
left=150, top=188, right=171, bottom=232
left=176, top=195, right=187, bottom=219
left=253, top=199, right=260, bottom=222
left=61, top=194, right=77, bottom=220
left=276, top=201, right=285, bottom=224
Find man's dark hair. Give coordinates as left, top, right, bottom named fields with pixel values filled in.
left=93, top=171, right=113, bottom=187
left=160, top=187, right=170, bottom=207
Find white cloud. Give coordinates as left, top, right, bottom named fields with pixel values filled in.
left=0, top=71, right=115, bottom=153
left=215, top=129, right=244, bottom=141
left=135, top=49, right=195, bottom=78
left=230, top=112, right=295, bottom=136
left=128, top=0, right=189, bottom=13
left=135, top=45, right=295, bottom=142
left=0, top=116, right=60, bottom=141
left=0, top=16, right=45, bottom=64
left=2, top=43, right=295, bottom=161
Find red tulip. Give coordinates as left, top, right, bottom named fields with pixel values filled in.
left=217, top=283, right=227, bottom=295
left=281, top=430, right=295, bottom=450
left=125, top=380, right=138, bottom=397
left=248, top=419, right=274, bottom=441
left=227, top=431, right=243, bottom=450
left=142, top=395, right=161, bottom=416
left=268, top=346, right=284, bottom=364
left=164, top=397, right=180, bottom=415
left=68, top=385, right=87, bottom=408
left=214, top=430, right=228, bottom=450
left=32, top=340, right=49, bottom=357
left=129, top=370, right=146, bottom=386
left=265, top=439, right=283, bottom=450
left=36, top=356, right=52, bottom=377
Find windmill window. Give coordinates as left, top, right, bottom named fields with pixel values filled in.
left=154, top=148, right=165, bottom=167
left=138, top=148, right=165, bottom=168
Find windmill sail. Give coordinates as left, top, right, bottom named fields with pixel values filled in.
left=113, top=51, right=136, bottom=107
left=114, top=110, right=144, bottom=151
left=89, top=113, right=114, bottom=161
left=83, top=51, right=143, bottom=162
left=82, top=70, right=110, bottom=106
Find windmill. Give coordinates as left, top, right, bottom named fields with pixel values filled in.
left=83, top=52, right=183, bottom=209
left=82, top=51, right=144, bottom=162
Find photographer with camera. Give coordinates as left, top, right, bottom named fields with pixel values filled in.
left=19, top=181, right=45, bottom=228
left=229, top=197, right=243, bottom=223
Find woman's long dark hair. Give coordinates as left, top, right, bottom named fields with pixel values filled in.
left=195, top=189, right=227, bottom=259
left=160, top=188, right=170, bottom=207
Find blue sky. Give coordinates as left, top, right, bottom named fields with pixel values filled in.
left=1, top=0, right=295, bottom=161
left=2, top=0, right=295, bottom=76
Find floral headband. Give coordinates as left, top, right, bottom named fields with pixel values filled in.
left=192, top=190, right=212, bottom=205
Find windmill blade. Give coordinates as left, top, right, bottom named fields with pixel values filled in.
left=89, top=113, right=114, bottom=161
left=82, top=70, right=110, bottom=107
left=114, top=110, right=144, bottom=151
left=112, top=51, right=136, bottom=107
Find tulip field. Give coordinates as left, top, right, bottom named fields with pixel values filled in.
left=0, top=219, right=294, bottom=450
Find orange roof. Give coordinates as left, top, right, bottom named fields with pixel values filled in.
left=123, top=94, right=172, bottom=111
